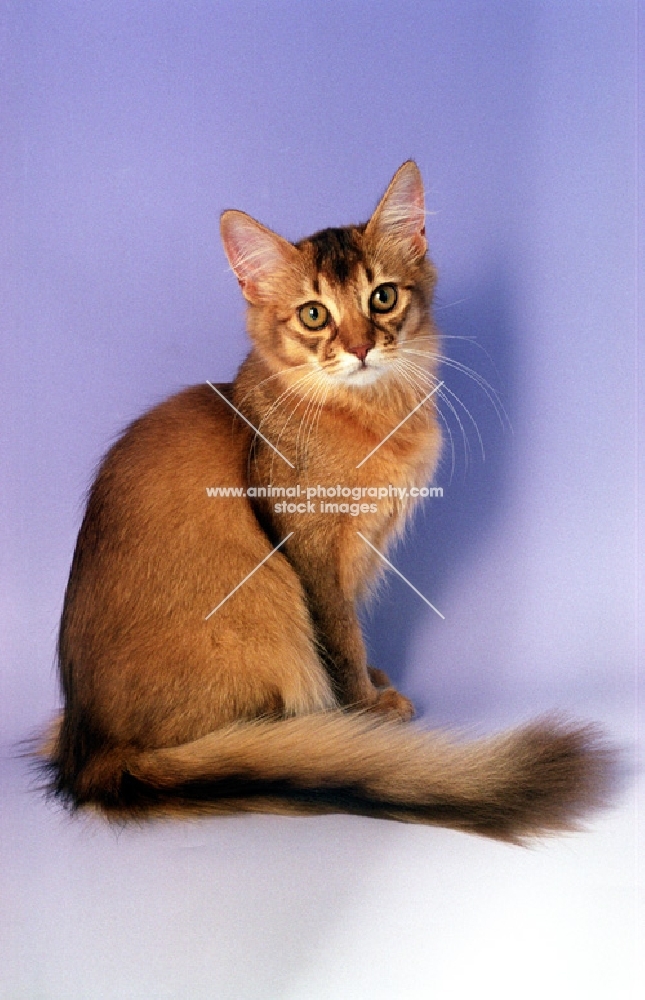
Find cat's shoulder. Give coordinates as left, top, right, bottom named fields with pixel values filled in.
left=119, top=382, right=235, bottom=440
left=96, top=382, right=247, bottom=484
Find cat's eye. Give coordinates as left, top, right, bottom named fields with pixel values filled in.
left=298, top=302, right=329, bottom=330
left=370, top=283, right=398, bottom=313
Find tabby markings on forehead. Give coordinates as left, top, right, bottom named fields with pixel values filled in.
left=304, top=227, right=365, bottom=286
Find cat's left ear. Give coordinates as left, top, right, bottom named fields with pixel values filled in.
left=220, top=210, right=299, bottom=304
left=365, top=161, right=426, bottom=256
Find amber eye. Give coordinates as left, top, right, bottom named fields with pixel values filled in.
left=370, top=283, right=398, bottom=313
left=298, top=302, right=329, bottom=330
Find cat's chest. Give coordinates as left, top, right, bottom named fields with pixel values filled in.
left=249, top=404, right=440, bottom=522
left=309, top=406, right=436, bottom=481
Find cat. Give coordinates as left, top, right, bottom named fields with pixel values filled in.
left=42, top=162, right=612, bottom=840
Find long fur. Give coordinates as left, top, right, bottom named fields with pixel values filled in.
left=42, top=162, right=616, bottom=841
left=42, top=711, right=614, bottom=842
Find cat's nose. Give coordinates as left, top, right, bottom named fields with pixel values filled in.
left=348, top=343, right=373, bottom=363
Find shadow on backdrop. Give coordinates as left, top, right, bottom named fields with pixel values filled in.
left=362, top=261, right=517, bottom=721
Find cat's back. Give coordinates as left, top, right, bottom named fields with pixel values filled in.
left=100, top=383, right=245, bottom=485
left=61, top=383, right=257, bottom=637
left=79, top=383, right=250, bottom=534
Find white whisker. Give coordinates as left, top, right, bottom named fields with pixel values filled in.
left=400, top=348, right=510, bottom=430
left=394, top=360, right=456, bottom=479
left=400, top=356, right=484, bottom=464
left=266, top=371, right=321, bottom=481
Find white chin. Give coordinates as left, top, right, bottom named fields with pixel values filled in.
left=336, top=365, right=385, bottom=387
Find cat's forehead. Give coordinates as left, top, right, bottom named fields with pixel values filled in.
left=295, top=224, right=398, bottom=293
left=299, top=226, right=366, bottom=284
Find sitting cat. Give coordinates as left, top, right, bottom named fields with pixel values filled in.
left=43, top=162, right=612, bottom=839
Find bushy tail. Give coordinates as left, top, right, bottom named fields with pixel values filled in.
left=46, top=712, right=616, bottom=841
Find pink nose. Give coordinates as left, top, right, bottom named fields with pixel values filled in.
left=348, top=343, right=373, bottom=363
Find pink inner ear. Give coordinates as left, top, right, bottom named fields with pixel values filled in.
left=220, top=212, right=290, bottom=296
left=370, top=162, right=426, bottom=247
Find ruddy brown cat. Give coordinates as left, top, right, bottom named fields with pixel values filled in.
left=43, top=162, right=612, bottom=839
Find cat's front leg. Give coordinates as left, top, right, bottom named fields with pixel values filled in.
left=368, top=666, right=391, bottom=688
left=297, top=578, right=415, bottom=721
left=303, top=586, right=373, bottom=706
left=258, top=518, right=414, bottom=719
left=366, top=667, right=415, bottom=718
left=370, top=687, right=416, bottom=720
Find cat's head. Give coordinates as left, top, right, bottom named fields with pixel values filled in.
left=220, top=162, right=437, bottom=389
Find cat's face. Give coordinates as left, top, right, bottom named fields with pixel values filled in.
left=220, top=162, right=437, bottom=392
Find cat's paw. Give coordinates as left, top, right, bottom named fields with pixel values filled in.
left=369, top=687, right=415, bottom=722
left=368, top=666, right=391, bottom=689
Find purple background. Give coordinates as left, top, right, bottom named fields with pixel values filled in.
left=1, top=2, right=641, bottom=997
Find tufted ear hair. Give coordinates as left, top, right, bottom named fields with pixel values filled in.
left=365, top=161, right=426, bottom=256
left=220, top=210, right=299, bottom=304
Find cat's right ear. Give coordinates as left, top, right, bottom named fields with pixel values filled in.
left=220, top=210, right=299, bottom=305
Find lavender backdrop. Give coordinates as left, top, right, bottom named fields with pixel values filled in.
left=1, top=2, right=641, bottom=998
